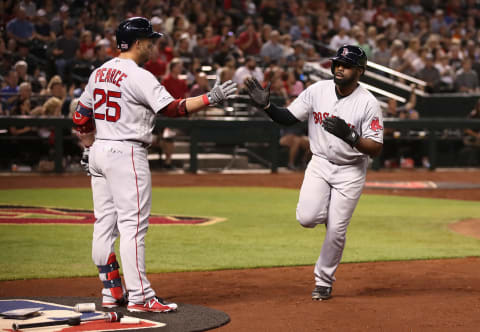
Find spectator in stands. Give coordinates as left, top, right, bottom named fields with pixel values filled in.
left=430, top=9, right=448, bottom=34
left=97, top=28, right=118, bottom=58
left=269, top=71, right=288, bottom=102
left=329, top=27, right=353, bottom=51
left=92, top=43, right=112, bottom=69
left=232, top=55, right=264, bottom=91
left=236, top=20, right=262, bottom=55
left=455, top=58, right=480, bottom=93
left=385, top=84, right=419, bottom=121
left=151, top=16, right=165, bottom=35
left=174, top=33, right=194, bottom=66
left=284, top=69, right=304, bottom=98
left=0, top=70, right=19, bottom=114
left=403, top=37, right=421, bottom=69
left=33, top=9, right=55, bottom=43
left=397, top=21, right=414, bottom=45
left=279, top=121, right=310, bottom=171
left=50, top=4, right=72, bottom=37
left=448, top=39, right=464, bottom=72
left=260, top=30, right=284, bottom=65
left=417, top=53, right=441, bottom=93
left=9, top=98, right=36, bottom=136
left=289, top=16, right=311, bottom=41
left=144, top=43, right=167, bottom=80
left=52, top=24, right=79, bottom=83
left=260, top=24, right=273, bottom=44
left=280, top=34, right=294, bottom=59
left=217, top=55, right=236, bottom=84
left=14, top=60, right=31, bottom=85
left=200, top=26, right=221, bottom=54
left=410, top=47, right=430, bottom=75
left=459, top=99, right=480, bottom=165
left=162, top=58, right=189, bottom=99
left=354, top=30, right=372, bottom=60
left=6, top=6, right=34, bottom=42
left=189, top=72, right=209, bottom=97
left=259, top=0, right=281, bottom=28
left=406, top=0, right=423, bottom=16
left=304, top=43, right=320, bottom=62
left=435, top=53, right=456, bottom=92
left=366, top=25, right=378, bottom=50
left=11, top=82, right=36, bottom=115
left=286, top=40, right=305, bottom=66
left=372, top=34, right=391, bottom=67
left=389, top=39, right=413, bottom=77
left=42, top=97, right=62, bottom=116
left=13, top=41, right=38, bottom=77
left=79, top=30, right=95, bottom=60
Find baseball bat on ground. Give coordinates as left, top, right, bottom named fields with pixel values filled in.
left=12, top=312, right=124, bottom=331
left=12, top=317, right=81, bottom=331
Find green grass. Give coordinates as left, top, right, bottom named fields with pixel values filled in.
left=0, top=187, right=479, bottom=280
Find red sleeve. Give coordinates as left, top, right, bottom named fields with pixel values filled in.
left=162, top=99, right=188, bottom=117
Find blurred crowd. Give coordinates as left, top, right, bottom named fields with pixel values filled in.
left=1, top=0, right=480, bottom=169
left=4, top=0, right=480, bottom=114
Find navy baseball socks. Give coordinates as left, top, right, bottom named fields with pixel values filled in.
left=311, top=285, right=332, bottom=301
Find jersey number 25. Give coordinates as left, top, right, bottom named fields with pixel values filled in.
left=93, top=88, right=121, bottom=122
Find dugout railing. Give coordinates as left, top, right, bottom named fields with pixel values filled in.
left=1, top=116, right=480, bottom=173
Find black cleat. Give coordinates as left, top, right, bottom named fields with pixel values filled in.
left=311, top=286, right=332, bottom=301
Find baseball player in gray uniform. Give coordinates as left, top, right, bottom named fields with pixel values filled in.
left=245, top=45, right=383, bottom=300
left=72, top=17, right=236, bottom=312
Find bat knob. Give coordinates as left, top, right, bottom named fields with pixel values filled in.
left=12, top=323, right=19, bottom=331
left=68, top=317, right=81, bottom=326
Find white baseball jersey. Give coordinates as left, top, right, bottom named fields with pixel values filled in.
left=79, top=57, right=174, bottom=144
left=288, top=80, right=383, bottom=165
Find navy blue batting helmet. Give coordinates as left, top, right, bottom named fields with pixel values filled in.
left=330, top=45, right=367, bottom=74
left=116, top=17, right=163, bottom=51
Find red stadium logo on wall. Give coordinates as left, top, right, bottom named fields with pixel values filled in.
left=0, top=205, right=224, bottom=225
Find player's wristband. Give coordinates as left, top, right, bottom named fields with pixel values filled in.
left=345, top=129, right=360, bottom=148
left=202, top=94, right=210, bottom=106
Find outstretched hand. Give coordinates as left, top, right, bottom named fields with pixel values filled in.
left=207, top=78, right=237, bottom=105
left=244, top=77, right=271, bottom=109
left=322, top=116, right=360, bottom=147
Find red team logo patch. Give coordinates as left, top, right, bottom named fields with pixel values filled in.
left=0, top=206, right=225, bottom=225
left=370, top=117, right=383, bottom=132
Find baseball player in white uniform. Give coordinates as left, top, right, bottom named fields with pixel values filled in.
left=245, top=45, right=383, bottom=300
left=72, top=17, right=236, bottom=312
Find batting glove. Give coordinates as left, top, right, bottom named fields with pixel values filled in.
left=80, top=147, right=90, bottom=175
left=244, top=77, right=271, bottom=109
left=322, top=116, right=360, bottom=148
left=207, top=79, right=237, bottom=105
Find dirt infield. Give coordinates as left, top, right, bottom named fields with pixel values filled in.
left=1, top=169, right=480, bottom=331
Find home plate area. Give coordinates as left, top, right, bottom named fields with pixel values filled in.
left=0, top=298, right=229, bottom=332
